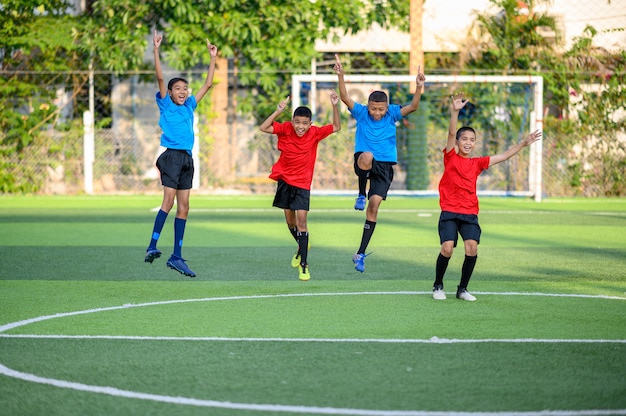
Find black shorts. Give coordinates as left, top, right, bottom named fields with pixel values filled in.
left=438, top=211, right=482, bottom=246
left=156, top=149, right=194, bottom=190
left=272, top=180, right=310, bottom=211
left=353, top=152, right=394, bottom=200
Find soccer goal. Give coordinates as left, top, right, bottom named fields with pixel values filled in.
left=291, top=74, right=544, bottom=202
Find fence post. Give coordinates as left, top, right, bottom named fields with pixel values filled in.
left=83, top=110, right=94, bottom=194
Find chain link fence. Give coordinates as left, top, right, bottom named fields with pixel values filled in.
left=0, top=68, right=616, bottom=197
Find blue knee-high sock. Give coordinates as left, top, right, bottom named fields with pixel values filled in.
left=148, top=210, right=168, bottom=249
left=173, top=217, right=186, bottom=258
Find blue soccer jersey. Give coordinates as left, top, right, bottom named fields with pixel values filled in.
left=350, top=102, right=403, bottom=163
left=156, top=92, right=197, bottom=154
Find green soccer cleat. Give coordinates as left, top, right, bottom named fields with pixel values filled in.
left=298, top=264, right=310, bottom=281
left=291, top=251, right=300, bottom=268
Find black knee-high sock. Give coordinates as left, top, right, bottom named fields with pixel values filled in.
left=459, top=255, right=478, bottom=290
left=357, top=220, right=376, bottom=254
left=434, top=253, right=450, bottom=287
left=289, top=226, right=298, bottom=244
left=358, top=172, right=368, bottom=196
left=297, top=231, right=309, bottom=265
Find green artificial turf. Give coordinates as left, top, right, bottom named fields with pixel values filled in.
left=0, top=195, right=625, bottom=416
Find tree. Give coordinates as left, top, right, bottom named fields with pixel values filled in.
left=1, top=0, right=411, bottom=192
left=77, top=0, right=410, bottom=121
left=461, top=0, right=626, bottom=196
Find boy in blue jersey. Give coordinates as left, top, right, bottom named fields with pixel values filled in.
left=334, top=54, right=426, bottom=272
left=144, top=30, right=218, bottom=278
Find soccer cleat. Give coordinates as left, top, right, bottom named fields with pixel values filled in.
left=291, top=251, right=300, bottom=268
left=432, top=284, right=447, bottom=300
left=166, top=255, right=196, bottom=277
left=352, top=252, right=370, bottom=273
left=354, top=194, right=366, bottom=211
left=291, top=242, right=311, bottom=268
left=299, top=264, right=310, bottom=281
left=456, top=287, right=477, bottom=301
left=144, top=248, right=162, bottom=263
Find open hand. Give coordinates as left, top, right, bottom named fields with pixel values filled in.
left=450, top=92, right=468, bottom=111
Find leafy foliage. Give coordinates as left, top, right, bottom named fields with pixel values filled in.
left=463, top=0, right=626, bottom=196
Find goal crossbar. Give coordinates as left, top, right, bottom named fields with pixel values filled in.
left=292, top=74, right=544, bottom=202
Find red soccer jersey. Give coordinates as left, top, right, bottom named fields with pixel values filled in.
left=438, top=148, right=490, bottom=215
left=269, top=122, right=334, bottom=190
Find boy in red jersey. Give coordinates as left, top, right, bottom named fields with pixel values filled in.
left=260, top=93, right=341, bottom=281
left=433, top=92, right=542, bottom=301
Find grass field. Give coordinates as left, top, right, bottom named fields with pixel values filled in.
left=0, top=194, right=625, bottom=416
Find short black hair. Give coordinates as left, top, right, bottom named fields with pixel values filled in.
left=167, top=77, right=188, bottom=91
left=368, top=90, right=388, bottom=103
left=456, top=126, right=476, bottom=141
left=293, top=106, right=312, bottom=120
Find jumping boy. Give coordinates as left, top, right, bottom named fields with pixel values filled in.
left=334, top=53, right=426, bottom=273
left=434, top=92, right=542, bottom=301
left=144, top=30, right=218, bottom=278
left=259, top=93, right=341, bottom=281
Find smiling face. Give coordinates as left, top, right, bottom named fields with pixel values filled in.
left=456, top=127, right=477, bottom=157
left=367, top=100, right=388, bottom=121
left=168, top=80, right=189, bottom=105
left=292, top=115, right=312, bottom=137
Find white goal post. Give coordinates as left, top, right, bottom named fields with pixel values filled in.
left=292, top=74, right=544, bottom=202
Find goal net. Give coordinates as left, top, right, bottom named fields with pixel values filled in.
left=291, top=74, right=544, bottom=202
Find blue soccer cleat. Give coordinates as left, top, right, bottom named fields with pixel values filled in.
left=352, top=252, right=371, bottom=273
left=166, top=255, right=196, bottom=277
left=144, top=248, right=162, bottom=263
left=354, top=194, right=366, bottom=211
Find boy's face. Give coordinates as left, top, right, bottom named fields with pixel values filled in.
left=168, top=80, right=189, bottom=105
left=456, top=130, right=477, bottom=157
left=292, top=115, right=312, bottom=137
left=367, top=100, right=388, bottom=121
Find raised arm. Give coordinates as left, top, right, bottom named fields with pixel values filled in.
left=195, top=39, right=218, bottom=104
left=489, top=130, right=542, bottom=167
left=153, top=31, right=167, bottom=99
left=330, top=90, right=341, bottom=132
left=400, top=65, right=426, bottom=117
left=333, top=54, right=354, bottom=111
left=260, top=96, right=290, bottom=134
left=446, top=93, right=468, bottom=152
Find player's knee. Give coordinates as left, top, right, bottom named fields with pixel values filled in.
left=441, top=242, right=454, bottom=257
left=357, top=152, right=373, bottom=170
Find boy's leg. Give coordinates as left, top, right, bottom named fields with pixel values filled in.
left=433, top=213, right=458, bottom=299
left=353, top=152, right=372, bottom=210
left=459, top=254, right=478, bottom=289
left=357, top=195, right=382, bottom=252
left=145, top=209, right=168, bottom=262
left=456, top=232, right=479, bottom=301
left=353, top=162, right=392, bottom=272
left=295, top=205, right=310, bottom=282
left=434, top=251, right=451, bottom=287
left=283, top=209, right=300, bottom=267
left=295, top=210, right=309, bottom=265
left=145, top=186, right=177, bottom=263
left=166, top=189, right=195, bottom=277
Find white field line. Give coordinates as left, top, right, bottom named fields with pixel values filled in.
left=151, top=206, right=626, bottom=216
left=1, top=291, right=624, bottom=334
left=1, top=334, right=626, bottom=344
left=1, top=292, right=625, bottom=415
left=0, top=363, right=624, bottom=416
